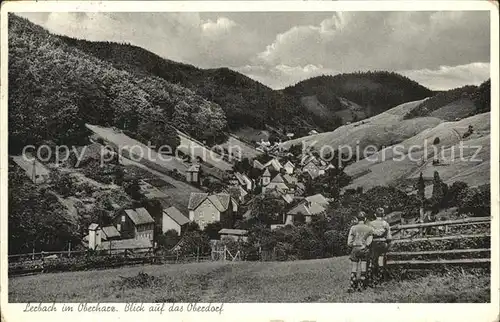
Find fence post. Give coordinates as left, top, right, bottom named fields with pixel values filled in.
left=32, top=247, right=35, bottom=261
left=223, top=246, right=227, bottom=261
left=196, top=247, right=200, bottom=262
left=68, top=242, right=71, bottom=258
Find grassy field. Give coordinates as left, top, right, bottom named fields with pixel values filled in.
left=9, top=256, right=489, bottom=303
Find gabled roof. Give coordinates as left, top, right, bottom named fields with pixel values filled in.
left=234, top=172, right=247, bottom=186
left=296, top=182, right=305, bottom=190
left=215, top=193, right=231, bottom=211
left=271, top=173, right=285, bottom=184
left=305, top=194, right=330, bottom=207
left=264, top=158, right=282, bottom=171
left=262, top=168, right=271, bottom=177
left=253, top=160, right=264, bottom=170
left=284, top=161, right=295, bottom=168
left=89, top=223, right=99, bottom=231
left=102, top=226, right=120, bottom=239
left=124, top=208, right=155, bottom=226
left=188, top=192, right=232, bottom=212
left=281, top=193, right=294, bottom=204
left=188, top=192, right=209, bottom=210
left=228, top=186, right=248, bottom=199
left=219, top=228, right=248, bottom=236
left=287, top=200, right=326, bottom=216
left=283, top=174, right=297, bottom=185
left=164, top=206, right=190, bottom=226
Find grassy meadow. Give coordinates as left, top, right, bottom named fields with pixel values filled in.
left=9, top=257, right=490, bottom=303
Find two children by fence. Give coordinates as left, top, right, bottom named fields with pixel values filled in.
left=347, top=208, right=392, bottom=292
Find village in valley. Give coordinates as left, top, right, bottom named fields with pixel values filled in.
left=6, top=10, right=493, bottom=303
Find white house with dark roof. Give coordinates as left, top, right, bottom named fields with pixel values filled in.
left=114, top=207, right=155, bottom=242
left=162, top=206, right=191, bottom=235
left=188, top=192, right=238, bottom=230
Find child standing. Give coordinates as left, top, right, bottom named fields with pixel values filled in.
left=347, top=211, right=374, bottom=292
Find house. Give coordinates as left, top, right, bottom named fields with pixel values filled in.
left=305, top=194, right=330, bottom=208
left=114, top=207, right=155, bottom=242
left=285, top=200, right=326, bottom=225
left=308, top=129, right=319, bottom=136
left=219, top=228, right=248, bottom=242
left=262, top=173, right=290, bottom=194
left=228, top=185, right=249, bottom=204
left=263, top=158, right=283, bottom=172
left=87, top=223, right=152, bottom=253
left=188, top=192, right=238, bottom=230
left=261, top=168, right=271, bottom=186
left=186, top=164, right=201, bottom=183
left=283, top=161, right=295, bottom=174
left=302, top=159, right=322, bottom=179
left=286, top=133, right=295, bottom=139
left=282, top=173, right=298, bottom=186
left=295, top=182, right=306, bottom=196
left=253, top=159, right=265, bottom=170
left=162, top=206, right=190, bottom=235
left=232, top=172, right=253, bottom=191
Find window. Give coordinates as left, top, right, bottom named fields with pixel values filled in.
left=121, top=215, right=126, bottom=223
left=117, top=224, right=121, bottom=231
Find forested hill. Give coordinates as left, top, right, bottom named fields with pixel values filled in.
left=8, top=14, right=228, bottom=152
left=283, top=72, right=435, bottom=117
left=57, top=36, right=335, bottom=136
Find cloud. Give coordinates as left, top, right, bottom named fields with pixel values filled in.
left=18, top=12, right=261, bottom=68
left=256, top=11, right=490, bottom=72
left=399, top=62, right=490, bottom=90
left=17, top=11, right=490, bottom=90
left=235, top=64, right=339, bottom=89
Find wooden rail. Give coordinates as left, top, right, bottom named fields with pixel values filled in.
left=387, top=248, right=490, bottom=257
left=385, top=217, right=491, bottom=273
left=391, top=233, right=490, bottom=244
left=392, top=217, right=490, bottom=231
left=387, top=258, right=490, bottom=266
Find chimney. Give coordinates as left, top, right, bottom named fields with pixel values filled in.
left=88, top=223, right=102, bottom=250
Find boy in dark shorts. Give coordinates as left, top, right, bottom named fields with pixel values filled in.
left=367, top=207, right=392, bottom=285
left=347, top=211, right=374, bottom=292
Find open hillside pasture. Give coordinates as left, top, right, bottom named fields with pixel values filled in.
left=9, top=256, right=489, bottom=303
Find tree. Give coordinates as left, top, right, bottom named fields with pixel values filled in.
left=176, top=230, right=210, bottom=255
left=417, top=172, right=425, bottom=202
left=8, top=164, right=80, bottom=253
left=249, top=192, right=286, bottom=226
left=431, top=171, right=448, bottom=211
left=458, top=184, right=490, bottom=216
left=445, top=181, right=469, bottom=207
left=204, top=221, right=223, bottom=240
left=156, top=230, right=180, bottom=250
left=123, top=178, right=144, bottom=201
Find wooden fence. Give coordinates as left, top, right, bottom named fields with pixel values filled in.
left=8, top=247, right=213, bottom=277
left=385, top=216, right=490, bottom=269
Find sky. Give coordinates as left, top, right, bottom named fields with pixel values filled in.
left=18, top=11, right=491, bottom=90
